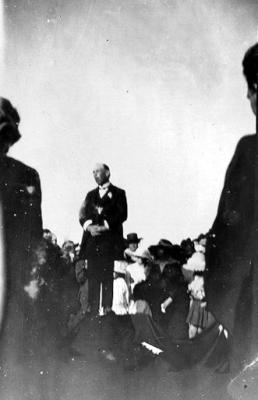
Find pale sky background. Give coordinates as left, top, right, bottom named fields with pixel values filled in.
left=1, top=0, right=258, bottom=246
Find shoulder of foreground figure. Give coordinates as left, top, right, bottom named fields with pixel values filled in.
left=236, top=134, right=256, bottom=148
left=5, top=156, right=40, bottom=177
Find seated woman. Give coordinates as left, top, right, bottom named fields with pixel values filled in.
left=131, top=262, right=189, bottom=341
left=162, top=263, right=189, bottom=341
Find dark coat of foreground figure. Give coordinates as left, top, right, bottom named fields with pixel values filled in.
left=0, top=156, right=43, bottom=359
left=0, top=98, right=43, bottom=363
left=205, top=134, right=256, bottom=369
left=205, top=43, right=258, bottom=373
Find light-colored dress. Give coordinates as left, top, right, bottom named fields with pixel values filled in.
left=126, top=262, right=146, bottom=290
left=112, top=277, right=129, bottom=315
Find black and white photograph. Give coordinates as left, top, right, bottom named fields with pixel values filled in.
left=1, top=1, right=258, bottom=399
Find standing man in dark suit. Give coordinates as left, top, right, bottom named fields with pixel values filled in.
left=79, top=163, right=127, bottom=315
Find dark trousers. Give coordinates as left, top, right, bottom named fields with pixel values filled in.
left=87, top=257, right=114, bottom=315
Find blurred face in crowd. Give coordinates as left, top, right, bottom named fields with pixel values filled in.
left=163, top=263, right=180, bottom=281
left=51, top=234, right=57, bottom=246
left=247, top=85, right=257, bottom=115
left=128, top=242, right=138, bottom=252
left=184, top=242, right=194, bottom=258
left=150, top=267, right=161, bottom=282
left=143, top=262, right=151, bottom=277
left=157, top=248, right=165, bottom=260
left=43, top=230, right=52, bottom=243
left=136, top=256, right=144, bottom=265
left=75, top=244, right=81, bottom=257
left=37, top=247, right=47, bottom=266
left=62, top=242, right=75, bottom=262
left=199, top=237, right=207, bottom=247
left=93, top=163, right=110, bottom=186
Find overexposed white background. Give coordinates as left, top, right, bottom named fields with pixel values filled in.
left=1, top=0, right=257, bottom=246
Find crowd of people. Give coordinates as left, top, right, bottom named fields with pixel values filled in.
left=21, top=225, right=223, bottom=371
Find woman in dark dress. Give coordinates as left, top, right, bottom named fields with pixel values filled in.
left=163, top=263, right=189, bottom=341
left=130, top=262, right=189, bottom=352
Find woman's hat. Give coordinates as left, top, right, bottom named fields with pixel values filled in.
left=126, top=233, right=142, bottom=244
left=149, top=239, right=184, bottom=262
left=0, top=97, right=21, bottom=145
left=149, top=239, right=173, bottom=254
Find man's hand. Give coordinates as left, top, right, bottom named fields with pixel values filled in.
left=87, top=224, right=101, bottom=237
left=96, top=225, right=109, bottom=233
left=161, top=297, right=173, bottom=313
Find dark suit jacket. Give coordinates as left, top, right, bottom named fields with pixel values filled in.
left=79, top=184, right=127, bottom=260
left=205, top=135, right=255, bottom=336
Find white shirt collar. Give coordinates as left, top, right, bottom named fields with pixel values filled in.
left=98, top=182, right=111, bottom=190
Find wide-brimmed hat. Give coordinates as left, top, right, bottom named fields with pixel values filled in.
left=126, top=233, right=142, bottom=244
left=149, top=239, right=173, bottom=255
left=148, top=240, right=184, bottom=263
left=0, top=97, right=21, bottom=145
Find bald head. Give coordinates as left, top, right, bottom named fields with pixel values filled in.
left=93, top=163, right=110, bottom=186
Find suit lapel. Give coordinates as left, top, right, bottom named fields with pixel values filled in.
left=99, top=184, right=115, bottom=204
left=92, top=188, right=100, bottom=205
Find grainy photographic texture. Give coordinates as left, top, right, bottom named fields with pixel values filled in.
left=1, top=1, right=258, bottom=399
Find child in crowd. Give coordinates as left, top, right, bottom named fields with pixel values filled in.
left=182, top=237, right=215, bottom=338
left=112, top=260, right=130, bottom=315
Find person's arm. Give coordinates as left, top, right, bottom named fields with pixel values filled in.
left=79, top=192, right=101, bottom=236
left=161, top=297, right=173, bottom=313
